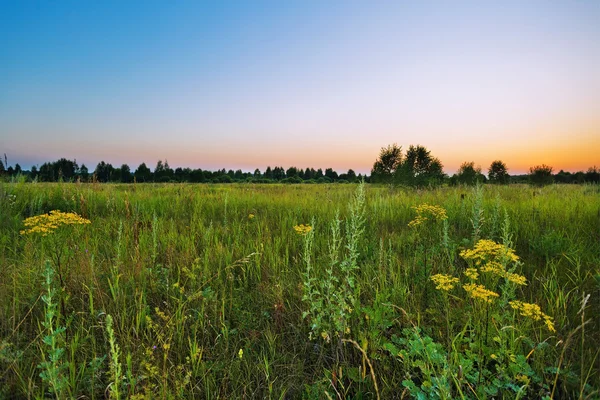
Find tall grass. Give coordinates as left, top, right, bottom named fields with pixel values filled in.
left=0, top=182, right=598, bottom=398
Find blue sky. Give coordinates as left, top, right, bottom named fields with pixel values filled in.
left=1, top=1, right=599, bottom=174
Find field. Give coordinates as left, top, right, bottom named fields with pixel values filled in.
left=0, top=182, right=598, bottom=399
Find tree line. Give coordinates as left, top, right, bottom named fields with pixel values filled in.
left=370, top=144, right=599, bottom=186
left=0, top=157, right=364, bottom=184
left=0, top=147, right=598, bottom=185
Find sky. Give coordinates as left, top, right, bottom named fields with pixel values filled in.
left=1, top=0, right=599, bottom=175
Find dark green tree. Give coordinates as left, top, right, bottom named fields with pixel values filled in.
left=286, top=167, right=299, bottom=178
left=371, top=144, right=402, bottom=183
left=346, top=169, right=357, bottom=182
left=79, top=164, right=89, bottom=181
left=94, top=161, right=114, bottom=183
left=585, top=166, right=599, bottom=183
left=396, top=145, right=445, bottom=187
left=134, top=163, right=152, bottom=182
left=30, top=165, right=38, bottom=180
left=120, top=164, right=132, bottom=183
left=488, top=160, right=509, bottom=184
left=456, top=161, right=484, bottom=185
left=325, top=168, right=338, bottom=181
left=529, top=164, right=554, bottom=186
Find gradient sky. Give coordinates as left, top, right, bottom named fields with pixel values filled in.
left=1, top=1, right=599, bottom=174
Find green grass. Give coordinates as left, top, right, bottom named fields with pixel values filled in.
left=0, top=182, right=598, bottom=399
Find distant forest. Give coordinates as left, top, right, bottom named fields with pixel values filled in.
left=0, top=149, right=598, bottom=185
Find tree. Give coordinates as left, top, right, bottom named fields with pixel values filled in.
left=94, top=161, right=114, bottom=183
left=529, top=164, right=553, bottom=186
left=488, top=160, right=509, bottom=184
left=54, top=158, right=79, bottom=181
left=346, top=169, right=357, bottom=182
left=30, top=165, right=38, bottom=180
left=286, top=167, right=298, bottom=178
left=456, top=162, right=484, bottom=185
left=264, top=166, right=273, bottom=180
left=134, top=163, right=152, bottom=182
left=325, top=168, right=338, bottom=181
left=120, top=164, right=132, bottom=183
left=79, top=164, right=89, bottom=181
left=14, top=163, right=22, bottom=175
left=39, top=162, right=54, bottom=181
left=396, top=145, right=445, bottom=187
left=585, top=166, right=599, bottom=183
left=371, top=144, right=402, bottom=183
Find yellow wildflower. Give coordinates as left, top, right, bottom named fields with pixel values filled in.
left=515, top=374, right=530, bottom=385
left=248, top=213, right=255, bottom=220
left=460, top=239, right=519, bottom=265
left=408, top=204, right=448, bottom=227
left=463, top=283, right=499, bottom=304
left=480, top=261, right=505, bottom=276
left=509, top=301, right=555, bottom=332
left=294, top=224, right=312, bottom=235
left=430, top=274, right=459, bottom=291
left=238, top=348, right=243, bottom=359
left=464, top=268, right=479, bottom=280
left=20, top=210, right=91, bottom=236
left=504, top=271, right=527, bottom=286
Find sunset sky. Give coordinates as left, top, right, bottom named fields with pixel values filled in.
left=1, top=1, right=599, bottom=175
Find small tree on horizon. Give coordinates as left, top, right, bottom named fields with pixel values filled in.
left=456, top=161, right=485, bottom=185
left=371, top=144, right=402, bottom=183
left=488, top=160, right=509, bottom=184
left=529, top=164, right=554, bottom=186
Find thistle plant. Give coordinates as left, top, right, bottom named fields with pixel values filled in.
left=38, top=260, right=68, bottom=399
left=105, top=314, right=123, bottom=400
left=301, top=181, right=366, bottom=343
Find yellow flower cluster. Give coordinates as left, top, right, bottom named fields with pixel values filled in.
left=460, top=239, right=519, bottom=265
left=509, top=301, right=555, bottom=332
left=504, top=272, right=527, bottom=286
left=430, top=274, right=460, bottom=291
left=293, top=224, right=312, bottom=235
left=20, top=210, right=91, bottom=236
left=464, top=268, right=479, bottom=280
left=463, top=283, right=499, bottom=304
left=408, top=204, right=448, bottom=227
left=461, top=240, right=527, bottom=286
left=248, top=213, right=255, bottom=220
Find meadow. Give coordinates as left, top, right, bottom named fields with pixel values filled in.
left=0, top=181, right=598, bottom=399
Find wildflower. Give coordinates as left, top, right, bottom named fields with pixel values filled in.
left=464, top=268, right=479, bottom=280
left=294, top=224, right=312, bottom=235
left=408, top=204, right=448, bottom=227
left=238, top=348, right=243, bottom=359
left=463, top=283, right=499, bottom=303
left=509, top=301, right=555, bottom=332
left=504, top=271, right=527, bottom=286
left=460, top=239, right=519, bottom=265
left=248, top=213, right=255, bottom=220
left=515, top=374, right=531, bottom=385
left=430, top=274, right=459, bottom=291
left=480, top=261, right=505, bottom=276
left=20, top=210, right=91, bottom=236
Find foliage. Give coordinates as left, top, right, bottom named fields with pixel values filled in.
left=371, top=144, right=402, bottom=183
left=0, top=182, right=598, bottom=398
left=529, top=164, right=554, bottom=186
left=455, top=161, right=485, bottom=185
left=301, top=181, right=366, bottom=342
left=488, top=160, right=509, bottom=184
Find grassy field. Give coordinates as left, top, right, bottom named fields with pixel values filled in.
left=0, top=182, right=598, bottom=399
